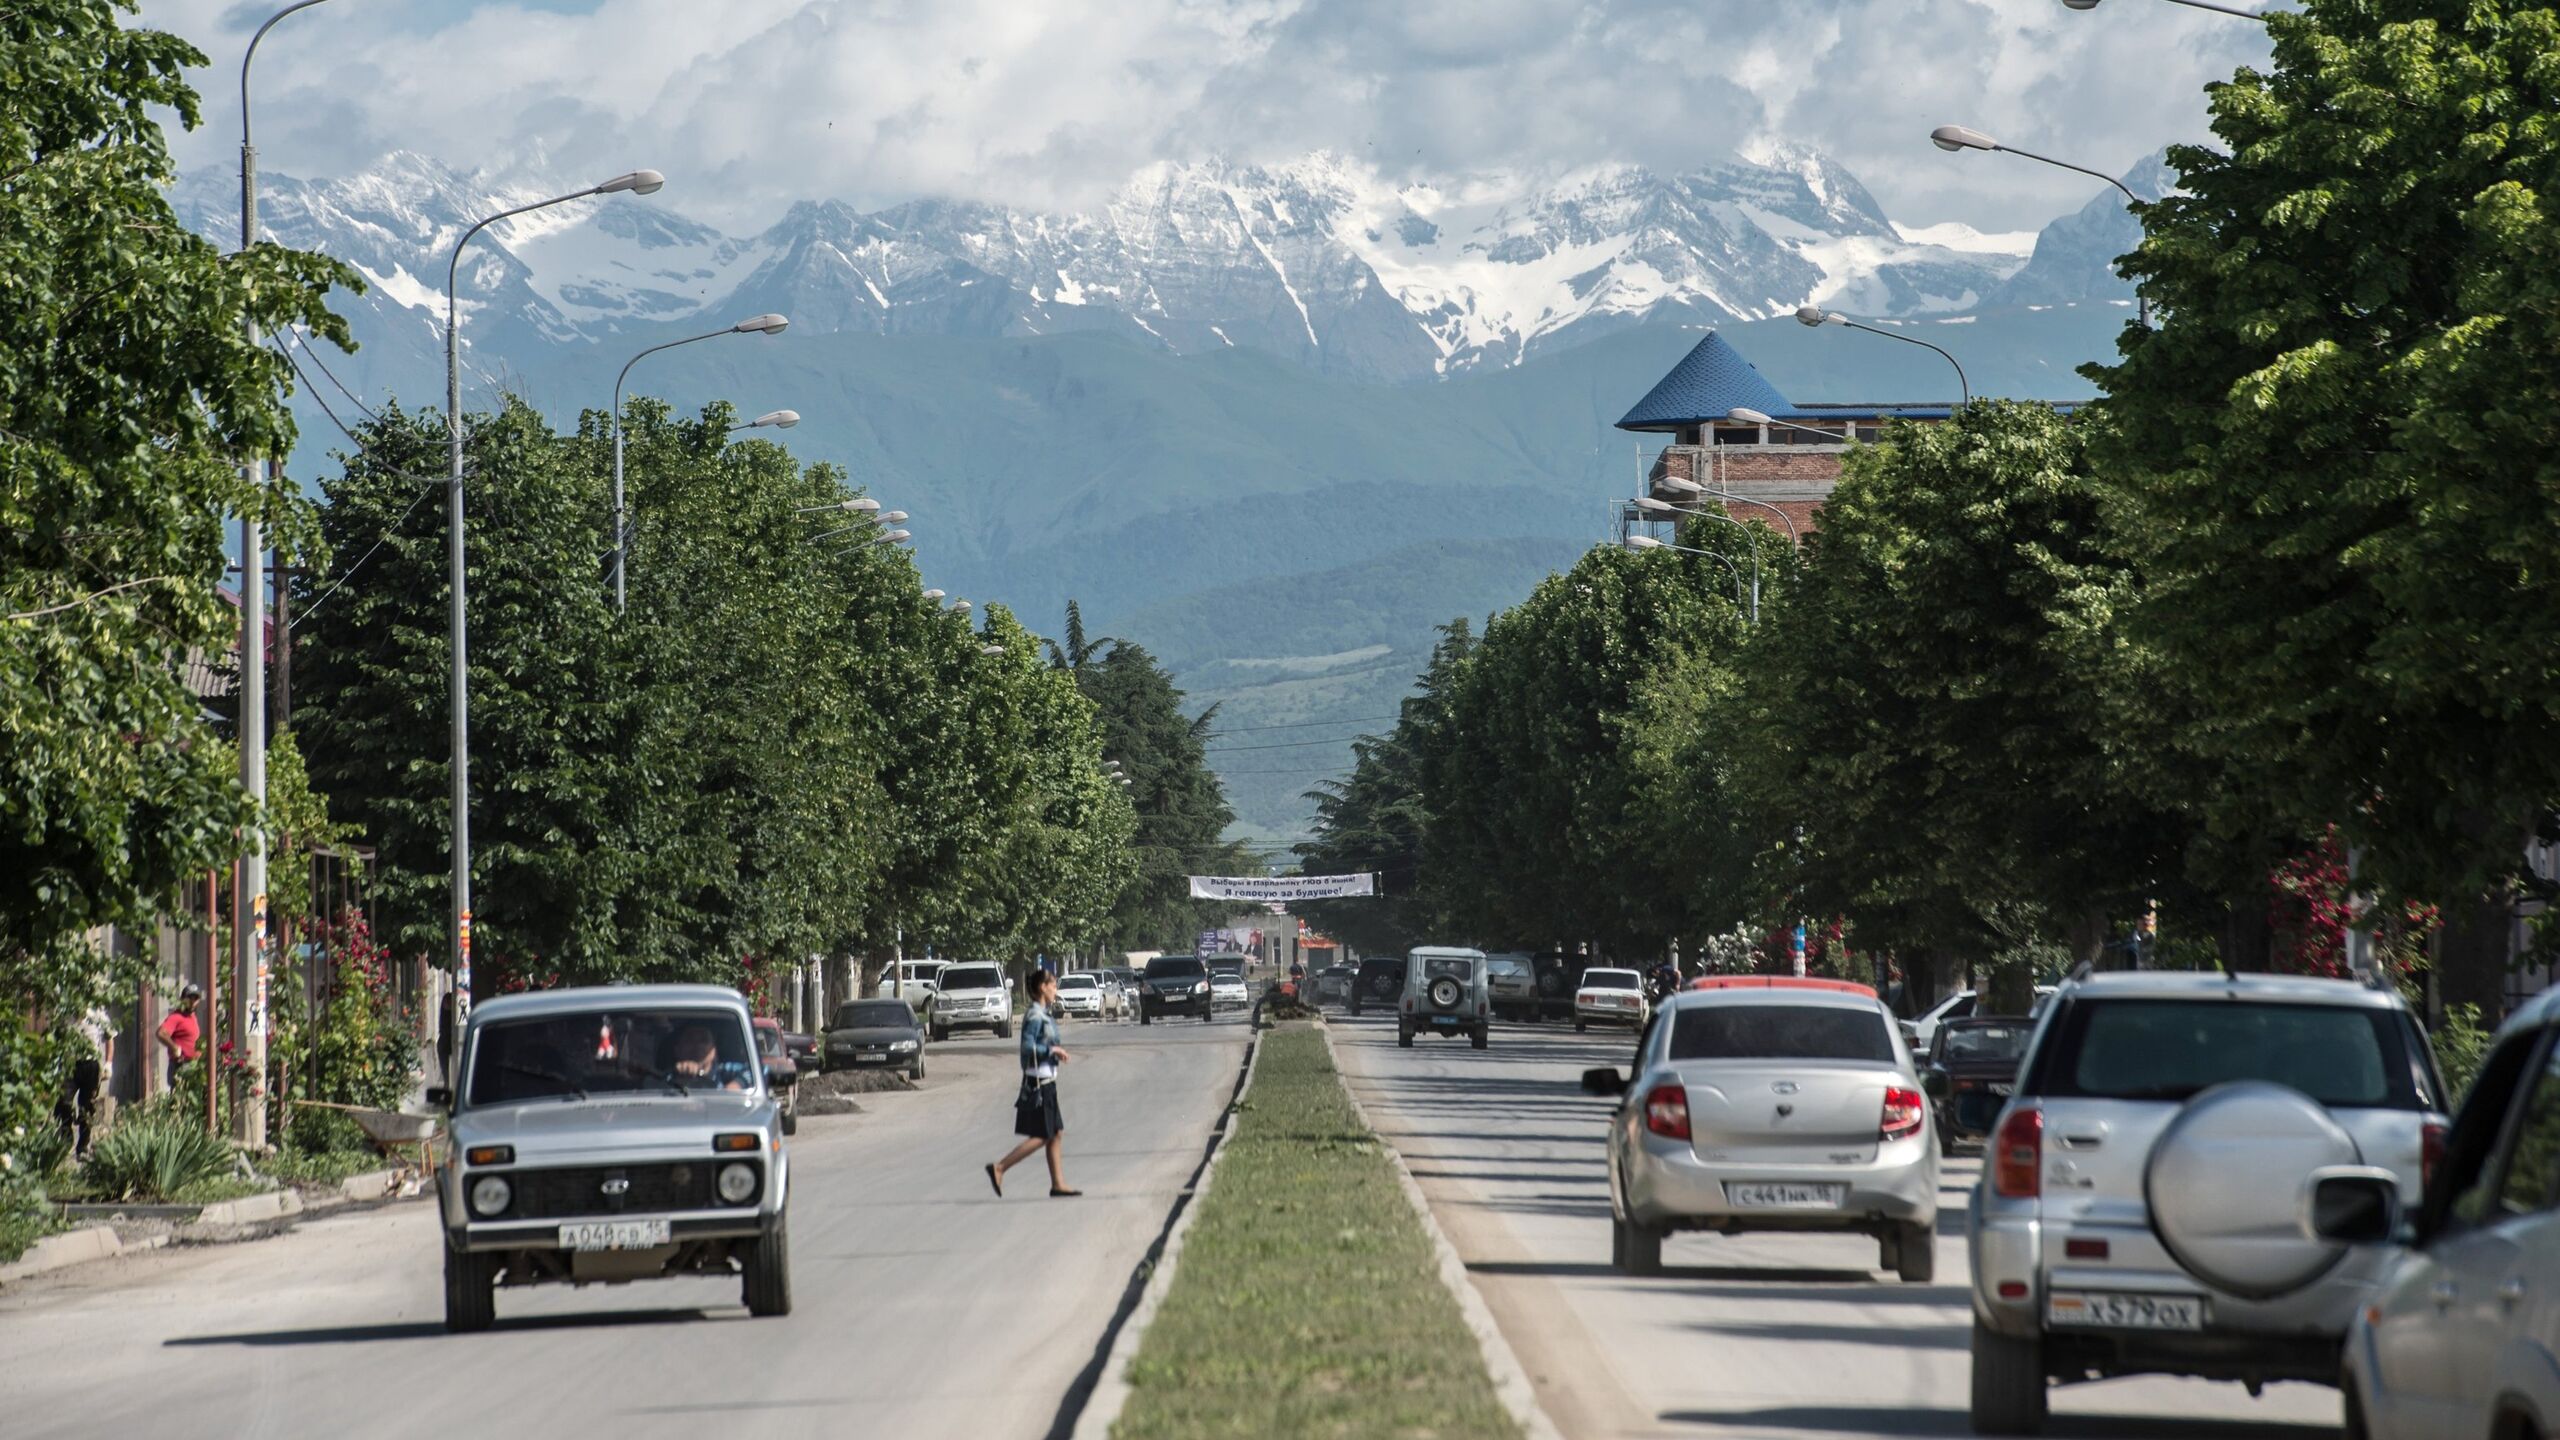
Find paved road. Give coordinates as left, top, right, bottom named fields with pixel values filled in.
left=0, top=1011, right=1249, bottom=1440
left=1329, top=1010, right=2346, bottom=1440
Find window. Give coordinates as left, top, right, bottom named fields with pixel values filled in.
left=2045, top=1001, right=2421, bottom=1109
left=938, top=966, right=1002, bottom=991
left=1146, top=958, right=1207, bottom=979
left=467, top=1008, right=754, bottom=1105
left=2494, top=1043, right=2560, bottom=1218
left=2443, top=1033, right=2549, bottom=1232
left=1582, top=970, right=1640, bottom=990
left=1668, top=1005, right=1893, bottom=1063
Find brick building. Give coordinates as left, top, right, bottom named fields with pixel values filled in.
left=1614, top=331, right=1958, bottom=540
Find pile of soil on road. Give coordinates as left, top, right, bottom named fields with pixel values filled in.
left=794, top=1067, right=917, bottom=1116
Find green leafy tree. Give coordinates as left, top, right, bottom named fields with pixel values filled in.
left=2092, top=0, right=2560, bottom=1014
left=1295, top=620, right=1475, bottom=955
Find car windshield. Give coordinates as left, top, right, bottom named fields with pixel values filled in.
left=1148, top=958, right=1206, bottom=979
left=1669, top=1004, right=1893, bottom=1063
left=1487, top=958, right=1532, bottom=978
left=467, top=1007, right=756, bottom=1105
left=1061, top=975, right=1098, bottom=989
left=834, top=1002, right=912, bottom=1028
left=1420, top=957, right=1477, bottom=980
left=898, top=965, right=942, bottom=982
left=939, top=966, right=1002, bottom=990
left=754, top=1024, right=785, bottom=1059
left=1583, top=970, right=1639, bottom=990
left=2047, top=1000, right=2424, bottom=1108
left=1941, top=1023, right=2029, bottom=1062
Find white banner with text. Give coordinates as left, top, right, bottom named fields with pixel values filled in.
left=1187, top=873, right=1377, bottom=903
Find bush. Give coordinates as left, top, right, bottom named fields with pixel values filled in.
left=81, top=1110, right=239, bottom=1203
left=2430, top=1003, right=2495, bottom=1104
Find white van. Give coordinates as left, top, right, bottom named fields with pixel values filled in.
left=877, top=961, right=947, bottom=1011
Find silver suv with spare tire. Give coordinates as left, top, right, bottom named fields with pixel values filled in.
left=1966, top=971, right=2450, bottom=1435
left=1400, top=946, right=1491, bottom=1049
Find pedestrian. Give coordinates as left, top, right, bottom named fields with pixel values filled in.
left=158, top=983, right=202, bottom=1093
left=54, top=1006, right=110, bottom=1158
left=985, top=969, right=1079, bottom=1198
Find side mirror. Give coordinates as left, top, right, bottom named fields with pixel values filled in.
left=2304, top=1167, right=2402, bottom=1245
left=764, top=1065, right=799, bottom=1092
left=423, top=1085, right=453, bottom=1109
left=1921, top=1069, right=1950, bottom=1100
left=1581, top=1066, right=1628, bottom=1097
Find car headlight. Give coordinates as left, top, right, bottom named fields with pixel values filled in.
left=891, top=1039, right=916, bottom=1051
left=717, top=1162, right=760, bottom=1205
left=468, top=1174, right=512, bottom=1218
left=1194, top=981, right=1209, bottom=994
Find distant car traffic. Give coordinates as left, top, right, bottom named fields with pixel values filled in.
left=1574, top=967, right=1648, bottom=1032
left=1486, top=952, right=1538, bottom=1022
left=1056, top=972, right=1109, bottom=1020
left=1920, top=1017, right=2032, bottom=1152
left=1584, top=977, right=1939, bottom=1283
left=1139, top=955, right=1213, bottom=1024
left=928, top=963, right=1011, bottom=1042
left=1208, top=970, right=1249, bottom=1010
left=1532, top=951, right=1584, bottom=1021
left=1314, top=964, right=1355, bottom=1006
left=877, top=961, right=947, bottom=1010
left=1966, top=971, right=2449, bottom=1436
left=823, top=999, right=926, bottom=1081
left=431, top=984, right=794, bottom=1331
left=2334, top=982, right=2560, bottom=1440
left=1399, top=947, right=1491, bottom=1049
left=1350, top=955, right=1406, bottom=1016
left=1904, top=985, right=2058, bottom=1053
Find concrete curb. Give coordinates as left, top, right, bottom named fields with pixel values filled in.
left=1322, top=1023, right=1567, bottom=1440
left=191, top=1189, right=303, bottom=1227
left=1066, top=1020, right=1270, bottom=1440
left=0, top=1224, right=124, bottom=1285
left=335, top=1168, right=404, bottom=1203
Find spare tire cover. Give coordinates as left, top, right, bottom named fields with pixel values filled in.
left=1429, top=976, right=1464, bottom=1011
left=2145, top=1081, right=2360, bottom=1299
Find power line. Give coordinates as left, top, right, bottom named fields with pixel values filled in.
left=1208, top=764, right=1350, bottom=776
left=285, top=325, right=379, bottom=424
left=1205, top=733, right=1381, bottom=754
left=273, top=339, right=368, bottom=453
left=1203, top=713, right=1402, bottom=737
left=291, top=482, right=438, bottom=630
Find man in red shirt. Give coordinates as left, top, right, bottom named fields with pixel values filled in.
left=158, top=983, right=202, bottom=1089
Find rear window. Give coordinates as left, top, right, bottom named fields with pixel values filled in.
left=2040, top=999, right=2430, bottom=1109
left=1060, top=974, right=1098, bottom=989
left=1941, top=1023, right=2029, bottom=1062
left=939, top=966, right=1002, bottom=990
left=1669, top=1004, right=1894, bottom=1063
left=1419, top=957, right=1476, bottom=980
left=1583, top=970, right=1639, bottom=990
left=1147, top=958, right=1206, bottom=979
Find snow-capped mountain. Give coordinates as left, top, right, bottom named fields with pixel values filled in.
left=1983, top=150, right=2174, bottom=310
left=178, top=147, right=2051, bottom=384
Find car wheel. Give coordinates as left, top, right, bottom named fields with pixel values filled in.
left=743, top=1215, right=792, bottom=1318
left=909, top=1060, right=924, bottom=1082
left=1894, top=1221, right=1935, bottom=1283
left=931, top=1023, right=948, bottom=1043
left=995, top=1020, right=1012, bottom=1039
left=1574, top=1016, right=1587, bottom=1033
left=1968, top=1318, right=2047, bottom=1436
left=1398, top=1025, right=1414, bottom=1048
left=1615, top=1216, right=1663, bottom=1277
left=1471, top=1025, right=1489, bottom=1050
left=1350, top=995, right=1363, bottom=1015
left=781, top=1110, right=798, bottom=1137
left=2341, top=1379, right=2371, bottom=1440
left=1140, top=1010, right=1152, bottom=1026
left=442, top=1243, right=496, bottom=1333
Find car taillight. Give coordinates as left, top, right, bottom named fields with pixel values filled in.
left=1643, top=1083, right=1690, bottom=1141
left=1993, top=1107, right=2043, bottom=1199
left=1880, top=1085, right=1924, bottom=1142
left=2422, top=1120, right=2447, bottom=1190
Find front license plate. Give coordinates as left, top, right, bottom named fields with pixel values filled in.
left=560, top=1220, right=670, bottom=1252
left=1724, top=1181, right=1847, bottom=1209
left=859, top=1048, right=887, bottom=1060
left=2047, top=1291, right=2206, bottom=1331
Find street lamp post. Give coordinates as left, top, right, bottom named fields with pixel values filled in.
left=611, top=313, right=789, bottom=610
left=232, top=0, right=347, bottom=1146
left=1621, top=535, right=1753, bottom=621
left=1931, top=125, right=2150, bottom=328
left=445, top=167, right=661, bottom=1021
left=1794, top=306, right=1972, bottom=405
left=2061, top=0, right=2267, bottom=18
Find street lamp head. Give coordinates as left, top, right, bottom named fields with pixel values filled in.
left=922, top=589, right=946, bottom=602
left=2061, top=0, right=2101, bottom=9
left=1655, top=476, right=1705, bottom=497
left=1727, top=406, right=1775, bottom=426
left=732, top=312, right=790, bottom=335
left=1794, top=305, right=1838, bottom=327
left=947, top=598, right=972, bottom=613
left=596, top=169, right=666, bottom=196
left=1634, top=497, right=1677, bottom=514
left=879, top=529, right=911, bottom=544
left=745, top=409, right=799, bottom=429
left=1622, top=534, right=1667, bottom=551
left=980, top=643, right=1007, bottom=656
left=843, top=497, right=882, bottom=513
left=1931, top=125, right=1999, bottom=154
left=871, top=510, right=909, bottom=524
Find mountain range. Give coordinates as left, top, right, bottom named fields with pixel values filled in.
left=179, top=145, right=2156, bottom=844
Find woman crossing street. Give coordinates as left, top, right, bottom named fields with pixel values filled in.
left=986, top=969, right=1080, bottom=1198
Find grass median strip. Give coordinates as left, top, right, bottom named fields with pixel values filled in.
left=1113, top=1024, right=1520, bottom=1440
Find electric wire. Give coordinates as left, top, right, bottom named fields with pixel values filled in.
left=290, top=481, right=437, bottom=630
left=284, top=325, right=380, bottom=423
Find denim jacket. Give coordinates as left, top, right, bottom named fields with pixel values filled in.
left=1020, top=1002, right=1060, bottom=1076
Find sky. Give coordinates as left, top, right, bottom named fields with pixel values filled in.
left=154, top=0, right=2273, bottom=234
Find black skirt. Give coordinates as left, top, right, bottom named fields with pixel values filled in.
left=1014, top=1077, right=1064, bottom=1139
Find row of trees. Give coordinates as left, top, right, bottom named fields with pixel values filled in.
left=1303, top=0, right=2560, bottom=1019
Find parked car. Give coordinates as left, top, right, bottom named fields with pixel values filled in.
left=927, top=962, right=1012, bottom=1042
left=429, top=984, right=794, bottom=1331
left=822, top=998, right=926, bottom=1081
left=1314, top=964, right=1356, bottom=1006
left=1920, top=1016, right=2032, bottom=1153
left=1583, top=976, right=1939, bottom=1283
left=1575, top=967, right=1649, bottom=1032
left=760, top=1017, right=818, bottom=1072
left=1092, top=971, right=1128, bottom=1019
left=1905, top=985, right=2058, bottom=1053
left=1138, top=955, right=1213, bottom=1024
left=1532, top=950, right=1586, bottom=1021
left=1056, top=972, right=1108, bottom=1020
left=1966, top=971, right=2450, bottom=1436
left=752, top=1018, right=801, bottom=1135
left=1350, top=955, right=1406, bottom=1016
left=1486, top=952, right=1539, bottom=1022
left=2330, top=983, right=2559, bottom=1440
left=877, top=961, right=947, bottom=1011
left=1400, top=947, right=1491, bottom=1049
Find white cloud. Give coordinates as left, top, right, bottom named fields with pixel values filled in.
left=149, top=0, right=2271, bottom=232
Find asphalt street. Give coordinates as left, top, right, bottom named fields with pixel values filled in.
left=0, top=1009, right=1249, bottom=1440
left=1327, top=1009, right=2348, bottom=1440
